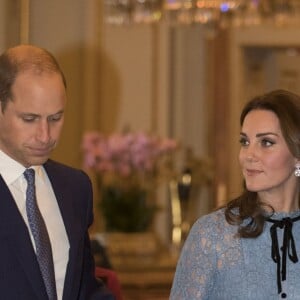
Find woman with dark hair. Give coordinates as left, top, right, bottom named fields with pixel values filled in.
left=170, top=89, right=300, bottom=299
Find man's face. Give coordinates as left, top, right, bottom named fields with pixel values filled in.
left=0, top=71, right=67, bottom=167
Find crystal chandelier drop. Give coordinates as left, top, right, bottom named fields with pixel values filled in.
left=103, top=0, right=300, bottom=28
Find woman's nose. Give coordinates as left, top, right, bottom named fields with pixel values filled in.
left=246, top=154, right=255, bottom=162
left=245, top=146, right=258, bottom=162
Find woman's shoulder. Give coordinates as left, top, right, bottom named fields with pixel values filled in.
left=190, top=208, right=238, bottom=239
left=194, top=208, right=229, bottom=227
left=180, top=208, right=241, bottom=269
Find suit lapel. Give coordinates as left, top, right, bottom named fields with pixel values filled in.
left=44, top=161, right=83, bottom=300
left=0, top=175, right=48, bottom=300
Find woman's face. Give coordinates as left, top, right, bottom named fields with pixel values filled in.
left=239, top=109, right=297, bottom=194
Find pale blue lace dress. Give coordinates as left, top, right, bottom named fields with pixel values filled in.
left=170, top=208, right=300, bottom=300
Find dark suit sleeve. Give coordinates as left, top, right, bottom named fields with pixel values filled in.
left=82, top=232, right=115, bottom=300
left=79, top=173, right=115, bottom=300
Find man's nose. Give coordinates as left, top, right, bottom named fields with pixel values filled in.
left=36, top=121, right=50, bottom=143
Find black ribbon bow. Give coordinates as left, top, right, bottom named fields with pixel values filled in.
left=267, top=216, right=300, bottom=294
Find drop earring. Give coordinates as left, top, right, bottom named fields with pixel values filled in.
left=295, top=163, right=300, bottom=177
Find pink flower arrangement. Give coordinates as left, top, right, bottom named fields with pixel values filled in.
left=81, top=131, right=178, bottom=188
left=81, top=131, right=178, bottom=232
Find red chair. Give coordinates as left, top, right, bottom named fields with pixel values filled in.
left=95, top=267, right=123, bottom=300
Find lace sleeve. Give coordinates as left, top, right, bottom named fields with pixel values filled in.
left=170, top=209, right=240, bottom=299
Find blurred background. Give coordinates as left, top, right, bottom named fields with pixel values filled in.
left=2, top=1, right=300, bottom=298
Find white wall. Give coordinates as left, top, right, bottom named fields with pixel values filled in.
left=101, top=22, right=213, bottom=244
left=101, top=25, right=154, bottom=132
left=28, top=0, right=88, bottom=167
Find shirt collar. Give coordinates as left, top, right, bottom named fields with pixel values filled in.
left=0, top=150, right=44, bottom=185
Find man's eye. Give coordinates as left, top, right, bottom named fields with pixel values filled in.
left=22, top=117, right=36, bottom=122
left=48, top=115, right=62, bottom=122
left=239, top=137, right=249, bottom=146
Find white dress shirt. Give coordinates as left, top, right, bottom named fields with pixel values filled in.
left=0, top=150, right=70, bottom=300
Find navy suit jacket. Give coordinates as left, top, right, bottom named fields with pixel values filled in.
left=0, top=159, right=114, bottom=300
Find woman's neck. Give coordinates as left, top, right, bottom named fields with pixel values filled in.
left=258, top=189, right=299, bottom=213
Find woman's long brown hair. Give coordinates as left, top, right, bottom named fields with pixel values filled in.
left=225, top=89, right=300, bottom=238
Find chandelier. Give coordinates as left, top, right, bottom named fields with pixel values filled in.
left=103, top=0, right=300, bottom=28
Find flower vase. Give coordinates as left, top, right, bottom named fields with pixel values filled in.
left=99, top=185, right=159, bottom=265
left=100, top=184, right=156, bottom=233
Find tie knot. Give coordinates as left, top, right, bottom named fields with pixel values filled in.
left=24, top=168, right=35, bottom=185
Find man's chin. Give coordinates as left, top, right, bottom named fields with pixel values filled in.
left=26, top=155, right=50, bottom=166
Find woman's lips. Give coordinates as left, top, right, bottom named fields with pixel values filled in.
left=245, top=169, right=263, bottom=176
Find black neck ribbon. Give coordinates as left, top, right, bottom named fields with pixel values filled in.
left=267, top=216, right=300, bottom=294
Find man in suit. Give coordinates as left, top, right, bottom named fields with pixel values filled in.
left=0, top=44, right=114, bottom=300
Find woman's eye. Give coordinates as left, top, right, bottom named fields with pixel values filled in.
left=261, top=139, right=274, bottom=147
left=239, top=137, right=249, bottom=146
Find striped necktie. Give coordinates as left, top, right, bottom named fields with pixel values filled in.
left=24, top=168, right=57, bottom=300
